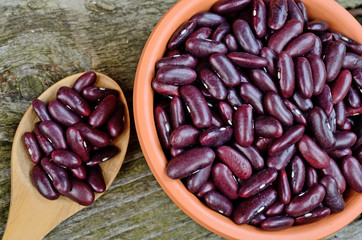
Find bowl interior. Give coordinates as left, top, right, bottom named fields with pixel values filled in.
left=134, top=0, right=362, bottom=239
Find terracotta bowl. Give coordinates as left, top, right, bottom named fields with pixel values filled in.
left=133, top=0, right=362, bottom=239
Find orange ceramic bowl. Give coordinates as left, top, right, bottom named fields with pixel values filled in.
left=134, top=0, right=362, bottom=239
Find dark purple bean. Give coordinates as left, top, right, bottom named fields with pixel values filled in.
left=294, top=207, right=331, bottom=225
left=39, top=120, right=67, bottom=150
left=289, top=155, right=305, bottom=194
left=278, top=170, right=291, bottom=204
left=212, top=23, right=231, bottom=41
left=330, top=131, right=357, bottom=150
left=41, top=156, right=71, bottom=194
left=156, top=66, right=197, bottom=85
left=341, top=156, right=362, bottom=193
left=346, top=42, right=362, bottom=55
left=48, top=100, right=82, bottom=127
left=264, top=92, right=293, bottom=126
left=32, top=99, right=52, bottom=121
left=260, top=216, right=294, bottom=230
left=64, top=177, right=95, bottom=206
left=233, top=188, right=277, bottom=225
left=66, top=127, right=90, bottom=162
left=212, top=0, right=251, bottom=14
left=260, top=47, right=277, bottom=77
left=321, top=158, right=346, bottom=194
left=86, top=165, right=106, bottom=193
left=24, top=132, right=43, bottom=164
left=255, top=116, right=283, bottom=138
left=269, top=124, right=304, bottom=156
left=151, top=79, right=180, bottom=97
left=339, top=119, right=352, bottom=131
left=233, top=19, right=261, bottom=55
left=319, top=32, right=333, bottom=43
left=199, top=68, right=227, bottom=100
left=265, top=201, right=284, bottom=216
left=307, top=19, right=329, bottom=32
left=268, top=0, right=288, bottom=30
left=86, top=146, right=119, bottom=166
left=167, top=147, right=215, bottom=179
left=168, top=20, right=197, bottom=50
left=306, top=54, right=326, bottom=96
left=196, top=179, right=216, bottom=198
left=156, top=54, right=198, bottom=69
left=106, top=103, right=124, bottom=138
left=73, top=123, right=110, bottom=148
left=224, top=34, right=239, bottom=52
left=285, top=184, right=325, bottom=217
left=267, top=144, right=296, bottom=171
left=310, top=36, right=323, bottom=57
left=180, top=85, right=212, bottom=129
left=255, top=138, right=273, bottom=154
left=294, top=0, right=308, bottom=23
left=324, top=41, right=347, bottom=82
left=292, top=92, right=314, bottom=113
left=81, top=86, right=119, bottom=103
left=51, top=150, right=82, bottom=169
left=252, top=0, right=267, bottom=38
left=296, top=57, right=313, bottom=99
left=232, top=142, right=265, bottom=170
left=187, top=164, right=212, bottom=193
left=209, top=53, right=241, bottom=87
left=89, top=95, right=117, bottom=128
left=190, top=12, right=227, bottom=28
left=287, top=0, right=304, bottom=23
left=352, top=68, right=362, bottom=88
left=298, top=135, right=330, bottom=169
left=249, top=213, right=267, bottom=226
left=342, top=53, right=362, bottom=70
left=315, top=85, right=333, bottom=116
left=31, top=165, right=59, bottom=200
left=170, top=96, right=185, bottom=129
left=186, top=38, right=228, bottom=58
left=57, top=86, right=91, bottom=117
left=249, top=69, right=278, bottom=93
left=328, top=148, right=352, bottom=159
left=278, top=51, right=295, bottom=98
left=154, top=105, right=172, bottom=150
left=227, top=52, right=267, bottom=68
left=70, top=165, right=87, bottom=180
left=346, top=105, right=362, bottom=116
left=239, top=83, right=264, bottom=115
left=306, top=166, right=318, bottom=189
left=217, top=145, right=252, bottom=179
left=331, top=70, right=352, bottom=105
left=188, top=27, right=212, bottom=39
left=211, top=111, right=224, bottom=128
left=73, top=71, right=97, bottom=93
left=199, top=126, right=233, bottom=147
left=227, top=88, right=243, bottom=109
left=212, top=162, right=239, bottom=200
left=308, top=107, right=336, bottom=149
left=218, top=101, right=233, bottom=125
left=204, top=190, right=233, bottom=217
left=238, top=168, right=277, bottom=198
left=320, top=176, right=345, bottom=213
left=234, top=105, right=254, bottom=147
left=283, top=99, right=307, bottom=125
left=170, top=125, right=200, bottom=148
left=34, top=122, right=54, bottom=156
left=170, top=147, right=184, bottom=157
left=284, top=33, right=316, bottom=57
left=347, top=87, right=361, bottom=109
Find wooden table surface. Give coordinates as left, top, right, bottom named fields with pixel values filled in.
left=0, top=0, right=361, bottom=239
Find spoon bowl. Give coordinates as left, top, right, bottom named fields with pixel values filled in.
left=3, top=72, right=130, bottom=240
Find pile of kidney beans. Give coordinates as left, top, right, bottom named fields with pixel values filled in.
left=23, top=72, right=124, bottom=206
left=152, top=0, right=362, bottom=230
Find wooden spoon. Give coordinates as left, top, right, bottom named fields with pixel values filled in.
left=3, top=72, right=130, bottom=240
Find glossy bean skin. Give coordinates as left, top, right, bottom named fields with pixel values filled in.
left=89, top=95, right=118, bottom=128
left=167, top=20, right=197, bottom=50
left=57, top=86, right=91, bottom=117
left=296, top=57, right=313, bottom=99
left=267, top=144, right=296, bottom=171
left=32, top=99, right=52, bottom=121
left=156, top=66, right=197, bottom=85
left=66, top=127, right=90, bottom=162
left=31, top=165, right=59, bottom=200
left=307, top=19, right=329, bottom=32
left=204, top=191, right=233, bottom=217
left=189, top=27, right=213, bottom=40
left=284, top=33, right=316, bottom=58
left=320, top=176, right=345, bottom=213
left=41, top=156, right=71, bottom=194
left=347, top=87, right=361, bottom=109
left=180, top=85, right=212, bottom=129
left=308, top=107, right=336, bottom=148
left=70, top=165, right=87, bottom=180
left=217, top=145, right=252, bottom=179
left=234, top=105, right=254, bottom=147
left=306, top=166, right=319, bottom=189
left=268, top=124, right=304, bottom=156
left=167, top=147, right=215, bottom=179
left=64, top=177, right=95, bottom=206
left=51, top=150, right=82, bottom=169
left=287, top=0, right=304, bottom=23
left=170, top=125, right=200, bottom=148
left=212, top=162, right=239, bottom=200
left=328, top=148, right=352, bottom=159
left=187, top=164, right=212, bottom=193
left=227, top=88, right=244, bottom=109
left=249, top=213, right=267, bottom=226
left=199, top=68, right=227, bottom=100
left=268, top=0, right=288, bottom=30
left=232, top=142, right=265, bottom=170
left=24, top=132, right=43, bottom=164
left=196, top=179, right=216, bottom=198
left=34, top=122, right=54, bottom=156
left=218, top=101, right=234, bottom=126
left=249, top=69, right=278, bottom=93
left=255, top=117, right=283, bottom=138
left=260, top=47, right=277, bottom=77
left=294, top=207, right=331, bottom=225
left=342, top=52, right=362, bottom=70
left=211, top=111, right=224, bottom=127
left=233, top=188, right=277, bottom=225
left=278, top=52, right=295, bottom=98
left=73, top=71, right=97, bottom=93
left=341, top=156, right=362, bottom=193
left=48, top=100, right=82, bottom=127
left=315, top=85, right=333, bottom=116
left=285, top=184, right=326, bottom=217
left=212, top=23, right=231, bottom=41
left=86, top=165, right=106, bottom=193
left=292, top=92, right=314, bottom=112
left=298, top=135, right=330, bottom=169
left=239, top=83, right=264, bottom=115
left=190, top=12, right=227, bottom=28
left=324, top=41, right=346, bottom=82
left=39, top=120, right=68, bottom=150
left=335, top=101, right=347, bottom=128
left=209, top=53, right=241, bottom=87
left=310, top=36, right=323, bottom=56
left=265, top=201, right=284, bottom=217
left=283, top=99, right=307, bottom=125
left=86, top=146, right=119, bottom=166
left=321, top=158, right=346, bottom=194
left=330, top=131, right=357, bottom=150
left=224, top=34, right=239, bottom=52
left=199, top=126, right=233, bottom=147
left=252, top=0, right=267, bottom=38
left=81, top=86, right=119, bottom=103
left=238, top=168, right=277, bottom=198
left=151, top=79, right=180, bottom=97
left=264, top=92, right=293, bottom=126
left=156, top=54, right=198, bottom=69
left=154, top=105, right=172, bottom=150
left=169, top=97, right=185, bottom=130
left=295, top=0, right=308, bottom=23
left=233, top=19, right=261, bottom=55
left=260, top=216, right=294, bottom=230
left=289, top=156, right=305, bottom=195
left=278, top=170, right=291, bottom=204
left=227, top=52, right=267, bottom=68
left=186, top=38, right=228, bottom=58
left=106, top=103, right=124, bottom=138
left=331, top=70, right=352, bottom=105
left=212, top=0, right=251, bottom=14
left=73, top=123, right=110, bottom=148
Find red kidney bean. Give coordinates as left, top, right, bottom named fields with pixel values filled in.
left=224, top=34, right=239, bottom=52
left=39, top=120, right=67, bottom=150
left=283, top=99, right=307, bottom=125
left=212, top=23, right=231, bottom=41
left=218, top=101, right=233, bottom=126
left=328, top=148, right=352, bottom=159
left=287, top=0, right=304, bottom=23
left=284, top=33, right=316, bottom=58
left=347, top=87, right=361, bottom=109
left=352, top=68, right=362, bottom=88
left=106, top=103, right=124, bottom=138
left=211, top=111, right=224, bottom=128
left=32, top=99, right=52, bottom=121
left=294, top=0, right=308, bottom=23
left=268, top=0, right=288, bottom=30
left=70, top=165, right=87, bottom=180
left=285, top=184, right=325, bottom=217
left=170, top=96, right=185, bottom=129
left=187, top=164, right=212, bottom=193
left=260, top=216, right=294, bottom=230
left=264, top=92, right=293, bottom=126
left=196, top=179, right=216, bottom=198
left=73, top=123, right=110, bottom=148
left=48, top=100, right=82, bottom=127
left=86, top=165, right=106, bottom=193
left=238, top=168, right=277, bottom=198
left=341, top=156, right=362, bottom=193
left=249, top=213, right=267, bottom=226
left=306, top=166, right=318, bottom=189
left=339, top=119, right=352, bottom=131
left=31, top=165, right=59, bottom=200
left=260, top=47, right=277, bottom=77
left=335, top=101, right=347, bottom=129
left=204, top=190, right=233, bottom=217
left=167, top=147, right=215, bottom=179
left=199, top=68, right=227, bottom=100
left=289, top=155, right=305, bottom=194
left=167, top=20, right=197, bottom=50
left=265, top=201, right=284, bottom=217
left=212, top=0, right=251, bottom=14
left=227, top=88, right=244, bottom=109
left=73, top=71, right=97, bottom=93
left=66, top=127, right=90, bottom=162
left=278, top=51, right=295, bottom=98
left=249, top=69, right=278, bottom=93
left=170, top=147, right=184, bottom=157
left=342, top=53, right=362, bottom=70
left=156, top=54, right=198, bottom=70
left=217, top=145, right=252, bottom=179
left=233, top=19, right=260, bottom=55
left=154, top=105, right=172, bottom=150
left=156, top=66, right=197, bottom=85
left=319, top=32, right=333, bottom=43
left=64, top=177, right=95, bottom=206
left=41, top=156, right=71, bottom=194
left=252, top=0, right=267, bottom=38
left=234, top=105, right=254, bottom=147
left=24, top=132, right=43, bottom=164
left=233, top=188, right=277, bottom=225
left=57, top=86, right=91, bottom=117
left=278, top=170, right=291, bottom=204
left=307, top=19, right=329, bottom=32
left=186, top=38, right=228, bottom=58
left=191, top=12, right=227, bottom=28
left=239, top=83, right=264, bottom=115
left=296, top=57, right=313, bottom=99
left=298, top=135, right=330, bottom=169
left=199, top=126, right=233, bottom=147
left=151, top=79, right=180, bottom=97
left=310, top=36, right=323, bottom=57
left=292, top=91, right=314, bottom=112
left=255, top=116, right=283, bottom=138
left=294, top=207, right=331, bottom=225
left=227, top=52, right=267, bottom=68
left=170, top=125, right=200, bottom=148
left=180, top=85, right=212, bottom=129
left=51, top=150, right=82, bottom=169
left=209, top=53, right=241, bottom=87
left=324, top=40, right=346, bottom=82
left=269, top=124, right=304, bottom=156
left=212, top=162, right=239, bottom=200
left=34, top=122, right=54, bottom=156
left=267, top=144, right=296, bottom=170
left=333, top=70, right=353, bottom=105
left=231, top=144, right=263, bottom=172
left=189, top=27, right=212, bottom=39
left=315, top=85, right=333, bottom=116
left=320, top=176, right=345, bottom=213
left=346, top=105, right=362, bottom=116
left=308, top=107, right=336, bottom=148
left=81, top=86, right=119, bottom=103
left=330, top=131, right=357, bottom=150
left=320, top=158, right=346, bottom=194
left=86, top=146, right=118, bottom=166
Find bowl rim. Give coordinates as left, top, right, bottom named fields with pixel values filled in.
left=134, top=0, right=362, bottom=239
